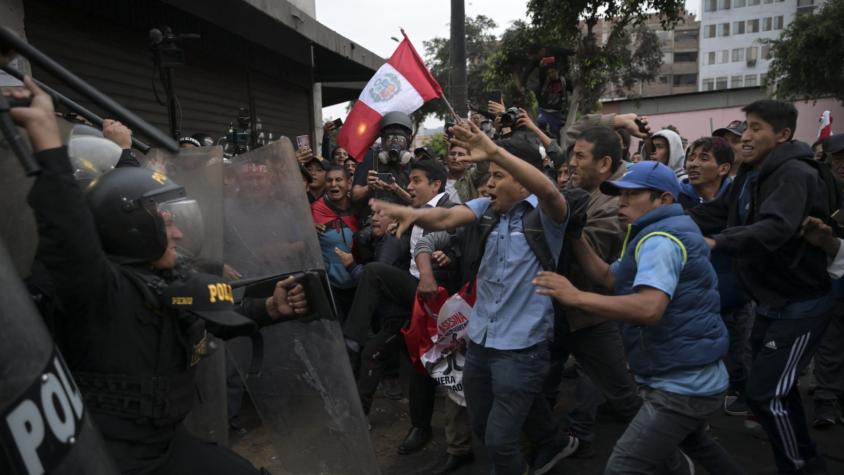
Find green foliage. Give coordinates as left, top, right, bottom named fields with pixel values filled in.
left=422, top=15, right=500, bottom=121
left=427, top=132, right=450, bottom=158
left=522, top=0, right=684, bottom=117
left=766, top=0, right=844, bottom=103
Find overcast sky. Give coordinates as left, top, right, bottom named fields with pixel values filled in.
left=317, top=0, right=701, bottom=127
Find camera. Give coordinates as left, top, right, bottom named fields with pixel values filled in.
left=444, top=119, right=456, bottom=139
left=499, top=107, right=522, bottom=129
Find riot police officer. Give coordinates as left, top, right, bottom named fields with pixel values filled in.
left=7, top=77, right=307, bottom=474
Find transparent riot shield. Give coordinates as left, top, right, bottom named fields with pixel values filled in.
left=224, top=139, right=378, bottom=474
left=0, top=237, right=118, bottom=475
left=139, top=146, right=229, bottom=445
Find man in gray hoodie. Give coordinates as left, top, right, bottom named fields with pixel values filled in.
left=648, top=128, right=687, bottom=180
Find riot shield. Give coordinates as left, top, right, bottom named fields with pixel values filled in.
left=139, top=146, right=229, bottom=445
left=0, top=238, right=118, bottom=475
left=224, top=139, right=378, bottom=474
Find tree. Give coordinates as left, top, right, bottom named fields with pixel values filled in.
left=524, top=0, right=684, bottom=128
left=420, top=15, right=499, bottom=123
left=765, top=0, right=844, bottom=103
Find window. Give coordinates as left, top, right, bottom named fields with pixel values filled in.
left=703, top=78, right=715, bottom=91
left=704, top=24, right=716, bottom=38
left=734, top=0, right=746, bottom=6
left=719, top=23, right=731, bottom=36
left=721, top=50, right=730, bottom=64
left=733, top=21, right=745, bottom=34
left=731, top=76, right=744, bottom=88
left=763, top=17, right=772, bottom=31
left=749, top=0, right=760, bottom=5
left=761, top=45, right=772, bottom=59
left=732, top=48, right=745, bottom=62
left=704, top=0, right=717, bottom=11
left=658, top=75, right=669, bottom=84
left=675, top=30, right=699, bottom=42
left=674, top=52, right=697, bottom=62
left=763, top=0, right=773, bottom=3
left=707, top=51, right=716, bottom=65
left=760, top=73, right=768, bottom=84
left=748, top=19, right=759, bottom=33
left=716, top=77, right=728, bottom=90
left=746, top=46, right=758, bottom=65
left=797, top=0, right=814, bottom=4
left=774, top=16, right=784, bottom=29
left=719, top=0, right=731, bottom=9
left=673, top=74, right=698, bottom=86
left=745, top=74, right=758, bottom=87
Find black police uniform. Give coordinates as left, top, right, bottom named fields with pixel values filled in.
left=27, top=146, right=271, bottom=474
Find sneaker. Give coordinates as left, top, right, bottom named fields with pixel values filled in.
left=533, top=435, right=579, bottom=475
left=724, top=393, right=749, bottom=417
left=680, top=450, right=695, bottom=475
left=812, top=399, right=837, bottom=429
left=571, top=438, right=595, bottom=459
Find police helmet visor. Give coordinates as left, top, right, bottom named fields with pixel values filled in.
left=68, top=135, right=122, bottom=184
left=158, top=198, right=204, bottom=258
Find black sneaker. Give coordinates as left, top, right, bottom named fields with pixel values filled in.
left=813, top=399, right=837, bottom=429
left=571, top=438, right=595, bottom=459
left=532, top=435, right=579, bottom=475
left=724, top=393, right=749, bottom=417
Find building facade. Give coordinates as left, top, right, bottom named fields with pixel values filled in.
left=697, top=0, right=825, bottom=91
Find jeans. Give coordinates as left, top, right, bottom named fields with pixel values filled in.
left=722, top=302, right=755, bottom=393
left=605, top=388, right=742, bottom=475
left=537, top=109, right=564, bottom=141
left=545, top=320, right=641, bottom=442
left=464, top=341, right=554, bottom=475
left=814, top=300, right=844, bottom=403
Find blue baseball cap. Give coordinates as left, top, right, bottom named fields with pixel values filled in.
left=600, top=161, right=681, bottom=200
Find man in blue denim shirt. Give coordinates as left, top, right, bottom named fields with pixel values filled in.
left=372, top=121, right=574, bottom=475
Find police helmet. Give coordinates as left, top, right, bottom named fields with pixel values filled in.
left=86, top=167, right=202, bottom=264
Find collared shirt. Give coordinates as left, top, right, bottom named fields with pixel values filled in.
left=409, top=192, right=446, bottom=278
left=465, top=195, right=567, bottom=350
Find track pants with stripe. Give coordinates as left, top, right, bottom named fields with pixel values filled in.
left=746, top=311, right=831, bottom=473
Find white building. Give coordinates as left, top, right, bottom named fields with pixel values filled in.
left=698, top=0, right=825, bottom=91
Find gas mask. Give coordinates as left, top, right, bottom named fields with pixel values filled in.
left=377, top=133, right=412, bottom=165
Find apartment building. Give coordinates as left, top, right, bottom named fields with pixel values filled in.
left=698, top=0, right=826, bottom=91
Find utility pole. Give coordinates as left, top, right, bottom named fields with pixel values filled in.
left=450, top=0, right=467, bottom=118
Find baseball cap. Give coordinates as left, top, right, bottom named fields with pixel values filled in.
left=600, top=161, right=681, bottom=200
left=713, top=120, right=746, bottom=138
left=824, top=135, right=844, bottom=155
left=163, top=273, right=257, bottom=332
left=305, top=156, right=330, bottom=171
left=496, top=137, right=543, bottom=171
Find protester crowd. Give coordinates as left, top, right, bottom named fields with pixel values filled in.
left=5, top=58, right=844, bottom=475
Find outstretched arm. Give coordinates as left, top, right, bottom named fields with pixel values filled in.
left=370, top=199, right=476, bottom=236
left=449, top=121, right=567, bottom=224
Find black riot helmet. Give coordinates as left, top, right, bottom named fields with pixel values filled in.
left=86, top=167, right=201, bottom=264
left=378, top=111, right=413, bottom=165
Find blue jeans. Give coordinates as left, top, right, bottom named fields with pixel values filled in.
left=537, top=109, right=563, bottom=141
left=464, top=341, right=553, bottom=475
left=605, top=388, right=742, bottom=475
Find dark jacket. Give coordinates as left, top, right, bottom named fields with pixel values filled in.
left=27, top=147, right=269, bottom=472
left=615, top=204, right=728, bottom=377
left=679, top=176, right=747, bottom=310
left=689, top=141, right=833, bottom=308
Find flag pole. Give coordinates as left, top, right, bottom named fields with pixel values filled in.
left=440, top=95, right=462, bottom=122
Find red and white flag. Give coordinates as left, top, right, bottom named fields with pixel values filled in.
left=818, top=110, right=833, bottom=140
left=337, top=31, right=443, bottom=161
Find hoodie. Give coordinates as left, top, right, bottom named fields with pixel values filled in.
left=689, top=140, right=832, bottom=309
left=652, top=129, right=687, bottom=180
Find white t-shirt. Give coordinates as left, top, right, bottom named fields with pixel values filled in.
left=408, top=192, right=446, bottom=278
left=445, top=179, right=462, bottom=204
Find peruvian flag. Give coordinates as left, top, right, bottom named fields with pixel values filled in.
left=337, top=31, right=444, bottom=161
left=818, top=111, right=833, bottom=140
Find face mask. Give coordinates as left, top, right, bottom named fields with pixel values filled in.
left=377, top=134, right=412, bottom=164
